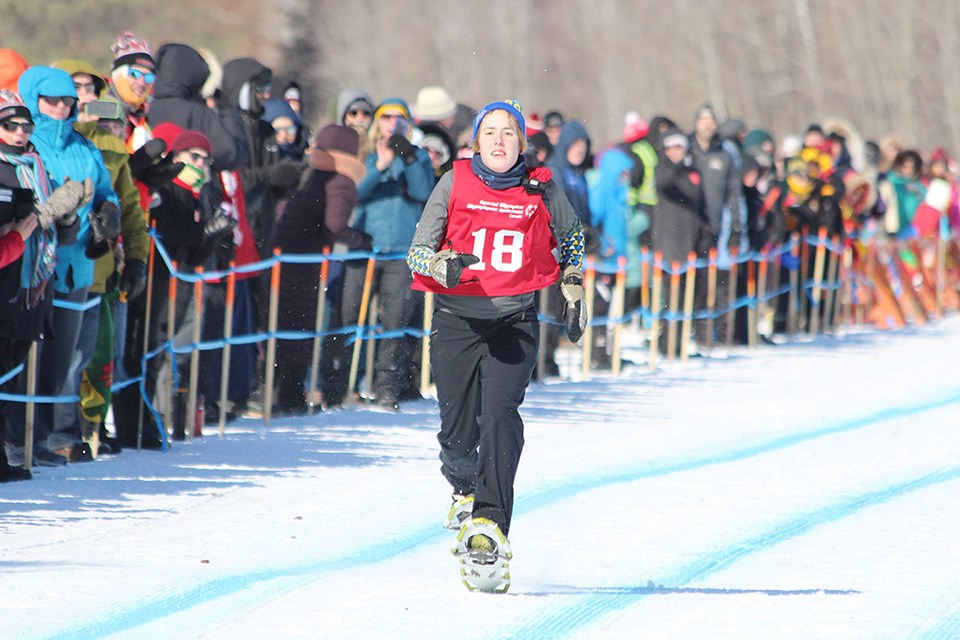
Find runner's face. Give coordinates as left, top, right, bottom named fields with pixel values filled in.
left=476, top=110, right=520, bottom=174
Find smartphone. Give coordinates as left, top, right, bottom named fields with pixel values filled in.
left=83, top=98, right=122, bottom=120
left=393, top=118, right=409, bottom=138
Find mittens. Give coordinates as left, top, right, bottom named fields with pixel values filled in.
left=429, top=249, right=480, bottom=288
left=559, top=265, right=587, bottom=343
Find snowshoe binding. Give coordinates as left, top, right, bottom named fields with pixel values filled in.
left=443, top=494, right=474, bottom=530
left=452, top=517, right=512, bottom=593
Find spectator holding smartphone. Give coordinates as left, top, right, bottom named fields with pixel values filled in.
left=327, top=98, right=434, bottom=409
left=0, top=89, right=85, bottom=473
left=11, top=66, right=121, bottom=463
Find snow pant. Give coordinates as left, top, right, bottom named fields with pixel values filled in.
left=0, top=337, right=33, bottom=446
left=340, top=258, right=418, bottom=403
left=50, top=296, right=97, bottom=449
left=430, top=306, right=539, bottom=537
left=693, top=268, right=731, bottom=347
left=7, top=287, right=88, bottom=448
left=200, top=278, right=254, bottom=411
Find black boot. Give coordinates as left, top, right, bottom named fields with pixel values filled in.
left=0, top=442, right=31, bottom=483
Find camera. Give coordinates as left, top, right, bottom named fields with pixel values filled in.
left=82, top=98, right=122, bottom=120
left=0, top=186, right=35, bottom=225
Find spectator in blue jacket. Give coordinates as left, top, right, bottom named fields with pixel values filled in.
left=335, top=97, right=434, bottom=409
left=13, top=66, right=121, bottom=463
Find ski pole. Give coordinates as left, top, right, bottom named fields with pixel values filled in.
left=666, top=260, right=681, bottom=361
left=137, top=223, right=156, bottom=452
left=768, top=244, right=782, bottom=336
left=799, top=227, right=810, bottom=333
left=219, top=263, right=236, bottom=437
left=757, top=249, right=769, bottom=341
left=680, top=252, right=697, bottom=364
left=23, top=342, right=37, bottom=472
left=420, top=291, right=434, bottom=396
left=809, top=227, right=828, bottom=335
left=823, top=235, right=840, bottom=332
left=535, top=286, right=547, bottom=381
left=166, top=261, right=178, bottom=442
left=306, top=248, right=330, bottom=413
left=787, top=234, right=800, bottom=336
left=580, top=257, right=596, bottom=380
left=348, top=256, right=376, bottom=404
left=725, top=248, right=738, bottom=348
left=747, top=258, right=757, bottom=348
left=611, top=256, right=626, bottom=376
left=640, top=246, right=650, bottom=330
left=263, top=249, right=282, bottom=427
left=648, top=252, right=662, bottom=371
left=705, top=248, right=718, bottom=352
left=363, top=293, right=379, bottom=400
left=187, top=267, right=204, bottom=440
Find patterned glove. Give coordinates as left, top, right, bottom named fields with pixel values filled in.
left=429, top=249, right=480, bottom=288
left=560, top=265, right=587, bottom=343
left=34, top=178, right=84, bottom=229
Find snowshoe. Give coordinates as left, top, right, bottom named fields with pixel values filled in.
left=452, top=517, right=512, bottom=594
left=443, top=494, right=474, bottom=530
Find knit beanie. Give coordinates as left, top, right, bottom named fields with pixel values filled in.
left=623, top=110, right=650, bottom=143
left=373, top=97, right=412, bottom=122
left=151, top=122, right=184, bottom=149
left=661, top=129, right=689, bottom=150
left=415, top=85, right=456, bottom=122
left=111, top=32, right=155, bottom=72
left=0, top=89, right=31, bottom=123
left=309, top=124, right=365, bottom=185
left=313, top=123, right=360, bottom=156
left=170, top=130, right=212, bottom=155
left=472, top=99, right=525, bottom=141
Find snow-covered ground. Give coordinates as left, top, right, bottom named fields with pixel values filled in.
left=3, top=315, right=960, bottom=640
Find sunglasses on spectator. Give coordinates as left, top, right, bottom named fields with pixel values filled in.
left=40, top=96, right=77, bottom=107
left=348, top=109, right=372, bottom=117
left=127, top=68, right=156, bottom=84
left=74, top=81, right=97, bottom=94
left=0, top=120, right=34, bottom=133
left=274, top=125, right=297, bottom=137
left=186, top=151, right=212, bottom=166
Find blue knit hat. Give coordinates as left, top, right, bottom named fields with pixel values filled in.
left=472, top=99, right=525, bottom=141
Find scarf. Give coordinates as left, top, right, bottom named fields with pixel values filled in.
left=0, top=147, right=56, bottom=308
left=470, top=154, right=526, bottom=191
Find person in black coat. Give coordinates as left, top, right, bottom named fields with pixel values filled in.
left=0, top=90, right=84, bottom=474
left=650, top=128, right=706, bottom=355
left=272, top=125, right=368, bottom=414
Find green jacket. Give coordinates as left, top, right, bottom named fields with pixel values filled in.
left=628, top=138, right=659, bottom=208
left=74, top=121, right=150, bottom=293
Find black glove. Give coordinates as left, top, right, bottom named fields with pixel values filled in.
left=429, top=249, right=480, bottom=288
left=89, top=201, right=122, bottom=244
left=268, top=160, right=303, bottom=189
left=203, top=214, right=237, bottom=240
left=128, top=138, right=167, bottom=180
left=560, top=265, right=587, bottom=343
left=120, top=259, right=147, bottom=301
left=387, top=134, right=417, bottom=164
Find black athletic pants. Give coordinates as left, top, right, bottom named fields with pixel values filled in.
left=430, top=306, right=539, bottom=536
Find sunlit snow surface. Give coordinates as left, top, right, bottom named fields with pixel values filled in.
left=3, top=317, right=960, bottom=640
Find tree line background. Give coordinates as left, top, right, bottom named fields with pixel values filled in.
left=4, top=0, right=960, bottom=159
